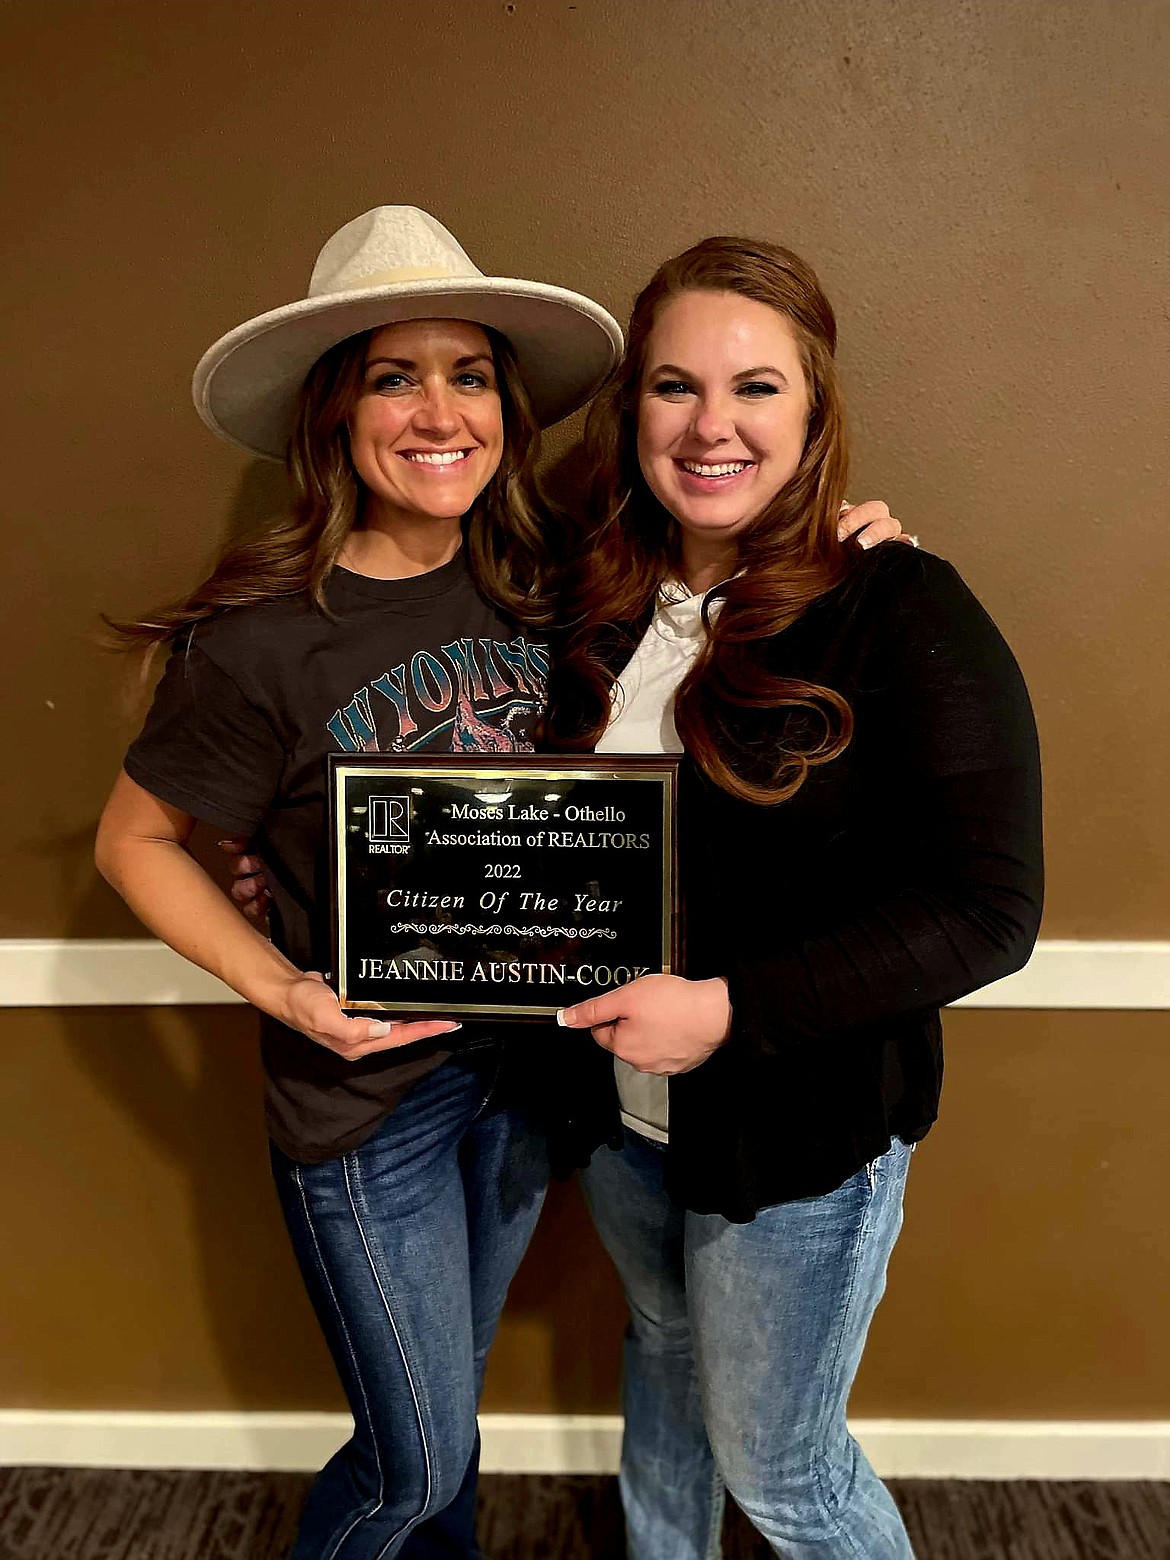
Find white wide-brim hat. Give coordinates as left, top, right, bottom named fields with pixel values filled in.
left=192, top=206, right=624, bottom=460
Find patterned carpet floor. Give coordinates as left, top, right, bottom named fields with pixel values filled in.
left=1, top=1467, right=1168, bottom=1559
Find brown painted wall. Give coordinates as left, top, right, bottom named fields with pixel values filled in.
left=5, top=1006, right=1169, bottom=1416
left=2, top=0, right=1167, bottom=1417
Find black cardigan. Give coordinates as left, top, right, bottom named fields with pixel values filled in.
left=552, top=545, right=1043, bottom=1223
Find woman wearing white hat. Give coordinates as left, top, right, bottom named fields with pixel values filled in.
left=95, top=206, right=630, bottom=1560
left=96, top=207, right=903, bottom=1558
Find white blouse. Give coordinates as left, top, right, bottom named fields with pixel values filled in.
left=594, top=582, right=710, bottom=1143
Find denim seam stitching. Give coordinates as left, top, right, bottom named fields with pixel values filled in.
left=293, top=1165, right=386, bottom=1560
left=703, top=1464, right=725, bottom=1560
left=693, top=1252, right=725, bottom=1560
left=342, top=1152, right=436, bottom=1560
left=806, top=1172, right=875, bottom=1557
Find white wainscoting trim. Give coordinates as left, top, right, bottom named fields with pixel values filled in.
left=953, top=940, right=1170, bottom=1010
left=0, top=938, right=1168, bottom=1010
left=0, top=1411, right=1167, bottom=1480
left=0, top=940, right=242, bottom=1007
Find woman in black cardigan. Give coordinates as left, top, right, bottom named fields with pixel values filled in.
left=552, top=238, right=1042, bottom=1559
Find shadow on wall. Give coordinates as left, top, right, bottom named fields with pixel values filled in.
left=222, top=457, right=291, bottom=548
left=541, top=436, right=596, bottom=519
left=56, top=457, right=333, bottom=1408
left=59, top=876, right=342, bottom=1409
left=63, top=457, right=293, bottom=938
left=488, top=1175, right=627, bottom=1414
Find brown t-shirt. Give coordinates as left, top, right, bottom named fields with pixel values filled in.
left=124, top=553, right=549, bottom=1162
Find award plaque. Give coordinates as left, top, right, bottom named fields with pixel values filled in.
left=328, top=753, right=679, bottom=1019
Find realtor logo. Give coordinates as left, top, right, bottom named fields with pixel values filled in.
left=368, top=795, right=411, bottom=844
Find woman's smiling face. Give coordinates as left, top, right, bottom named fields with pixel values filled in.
left=348, top=318, right=505, bottom=528
left=636, top=289, right=811, bottom=560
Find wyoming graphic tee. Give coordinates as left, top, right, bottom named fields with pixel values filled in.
left=125, top=552, right=550, bottom=1158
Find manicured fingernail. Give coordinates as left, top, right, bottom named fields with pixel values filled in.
left=858, top=536, right=874, bottom=549
left=442, top=1023, right=463, bottom=1033
left=369, top=1022, right=394, bottom=1038
left=556, top=1008, right=573, bottom=1026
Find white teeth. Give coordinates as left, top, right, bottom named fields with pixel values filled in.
left=681, top=460, right=750, bottom=477
left=404, top=450, right=470, bottom=466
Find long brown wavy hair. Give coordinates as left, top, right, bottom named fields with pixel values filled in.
left=109, top=325, right=561, bottom=654
left=545, top=237, right=857, bottom=804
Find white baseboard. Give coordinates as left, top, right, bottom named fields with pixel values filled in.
left=1, top=939, right=1169, bottom=1010
left=851, top=1418, right=1170, bottom=1480
left=0, top=1410, right=1167, bottom=1480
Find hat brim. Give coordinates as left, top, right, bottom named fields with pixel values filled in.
left=192, top=276, right=624, bottom=460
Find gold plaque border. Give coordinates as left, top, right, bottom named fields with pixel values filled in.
left=329, top=755, right=678, bottom=1019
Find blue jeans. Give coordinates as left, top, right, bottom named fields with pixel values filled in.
left=581, top=1128, right=915, bottom=1560
left=270, top=1051, right=548, bottom=1560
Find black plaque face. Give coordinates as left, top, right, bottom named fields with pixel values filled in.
left=329, top=753, right=679, bottom=1019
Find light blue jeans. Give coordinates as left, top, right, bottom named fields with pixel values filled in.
left=581, top=1128, right=915, bottom=1560
left=270, top=1051, right=548, bottom=1560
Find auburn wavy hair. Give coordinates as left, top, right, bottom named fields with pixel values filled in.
left=544, top=237, right=857, bottom=804
left=108, top=326, right=562, bottom=655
